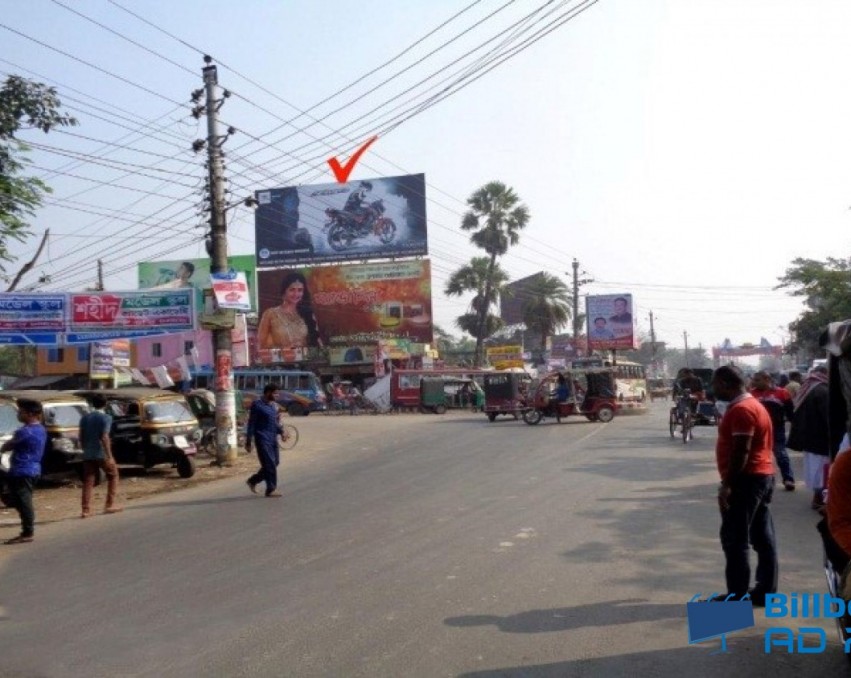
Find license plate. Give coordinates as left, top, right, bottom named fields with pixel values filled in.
left=173, top=435, right=189, bottom=449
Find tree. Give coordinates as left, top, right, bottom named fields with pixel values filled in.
left=1, top=75, right=77, bottom=275
left=776, top=257, right=851, bottom=359
left=459, top=181, right=530, bottom=365
left=521, top=272, right=571, bottom=355
left=445, top=256, right=510, bottom=349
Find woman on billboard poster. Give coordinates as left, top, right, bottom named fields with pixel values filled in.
left=258, top=271, right=323, bottom=349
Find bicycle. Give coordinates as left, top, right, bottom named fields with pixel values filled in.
left=279, top=422, right=299, bottom=450
left=669, top=392, right=695, bottom=444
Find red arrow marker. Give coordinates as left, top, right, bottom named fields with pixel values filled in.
left=327, top=135, right=378, bottom=183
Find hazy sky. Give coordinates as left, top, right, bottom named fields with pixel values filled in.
left=3, top=0, right=849, bottom=352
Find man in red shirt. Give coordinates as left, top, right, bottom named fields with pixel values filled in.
left=712, top=365, right=778, bottom=606
left=749, top=370, right=795, bottom=491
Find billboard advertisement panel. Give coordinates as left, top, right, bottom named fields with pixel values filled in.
left=254, top=174, right=428, bottom=266
left=586, top=293, right=637, bottom=351
left=256, top=260, right=432, bottom=362
left=137, top=254, right=258, bottom=311
left=499, top=272, right=546, bottom=325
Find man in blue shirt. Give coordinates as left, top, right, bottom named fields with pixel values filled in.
left=79, top=393, right=121, bottom=518
left=1, top=399, right=47, bottom=544
left=245, top=384, right=284, bottom=498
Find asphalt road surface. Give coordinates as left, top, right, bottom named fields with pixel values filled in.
left=0, top=404, right=847, bottom=677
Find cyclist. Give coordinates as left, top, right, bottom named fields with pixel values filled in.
left=673, top=368, right=705, bottom=418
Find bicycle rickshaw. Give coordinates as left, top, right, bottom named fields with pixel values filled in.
left=522, top=368, right=618, bottom=425
left=669, top=389, right=696, bottom=443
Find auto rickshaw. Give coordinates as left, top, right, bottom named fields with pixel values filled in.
left=419, top=377, right=449, bottom=414
left=0, top=391, right=91, bottom=505
left=76, top=388, right=201, bottom=477
left=483, top=371, right=532, bottom=421
left=523, top=369, right=618, bottom=425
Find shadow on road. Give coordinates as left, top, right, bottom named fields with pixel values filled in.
left=454, top=635, right=845, bottom=677
left=444, top=599, right=681, bottom=633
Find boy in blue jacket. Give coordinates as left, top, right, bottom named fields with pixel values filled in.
left=1, top=399, right=47, bottom=544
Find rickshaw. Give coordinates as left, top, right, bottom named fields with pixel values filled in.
left=76, top=388, right=202, bottom=478
left=420, top=377, right=449, bottom=414
left=523, top=369, right=618, bottom=425
left=647, top=378, right=671, bottom=402
left=0, top=391, right=91, bottom=505
left=483, top=371, right=532, bottom=422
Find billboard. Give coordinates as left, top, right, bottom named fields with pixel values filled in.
left=500, top=272, right=547, bottom=325
left=254, top=173, right=428, bottom=266
left=137, top=254, right=258, bottom=312
left=256, top=261, right=432, bottom=362
left=585, top=293, right=637, bottom=351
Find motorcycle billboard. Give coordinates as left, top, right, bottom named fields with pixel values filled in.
left=256, top=260, right=432, bottom=363
left=585, top=293, right=637, bottom=351
left=254, top=173, right=428, bottom=266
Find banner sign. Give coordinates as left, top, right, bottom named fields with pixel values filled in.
left=586, top=293, right=637, bottom=351
left=0, top=294, right=66, bottom=331
left=138, top=254, right=257, bottom=312
left=486, top=345, right=524, bottom=370
left=257, top=261, right=433, bottom=358
left=0, top=333, right=60, bottom=345
left=254, top=173, right=428, bottom=266
left=90, top=342, right=115, bottom=380
left=69, top=290, right=194, bottom=332
left=210, top=270, right=251, bottom=311
left=0, top=291, right=195, bottom=345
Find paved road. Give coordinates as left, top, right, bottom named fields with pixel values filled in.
left=0, top=405, right=846, bottom=677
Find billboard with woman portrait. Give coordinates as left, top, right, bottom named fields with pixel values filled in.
left=257, top=261, right=432, bottom=362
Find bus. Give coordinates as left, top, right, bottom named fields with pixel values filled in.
left=570, top=358, right=648, bottom=410
left=192, top=368, right=326, bottom=416
left=390, top=368, right=492, bottom=410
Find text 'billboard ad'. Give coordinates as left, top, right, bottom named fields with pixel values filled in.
left=586, top=293, right=637, bottom=351
left=256, top=261, right=432, bottom=363
left=254, top=174, right=428, bottom=267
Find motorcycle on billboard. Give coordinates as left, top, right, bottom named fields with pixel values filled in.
left=323, top=198, right=396, bottom=251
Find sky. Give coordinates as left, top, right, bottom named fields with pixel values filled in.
left=3, top=0, right=849, bottom=354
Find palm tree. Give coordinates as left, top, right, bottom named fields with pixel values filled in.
left=460, top=181, right=530, bottom=365
left=521, top=273, right=571, bottom=359
left=445, top=257, right=509, bottom=349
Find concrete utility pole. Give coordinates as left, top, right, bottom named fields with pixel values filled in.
left=572, top=258, right=581, bottom=355
left=201, top=58, right=238, bottom=466
left=648, top=310, right=657, bottom=361
left=95, top=259, right=104, bottom=291
left=683, top=330, right=690, bottom=367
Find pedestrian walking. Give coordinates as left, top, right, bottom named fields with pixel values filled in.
left=78, top=392, right=121, bottom=518
left=749, top=370, right=796, bottom=491
left=245, top=384, right=284, bottom=498
left=711, top=365, right=778, bottom=606
left=788, top=365, right=830, bottom=510
left=1, top=399, right=47, bottom=544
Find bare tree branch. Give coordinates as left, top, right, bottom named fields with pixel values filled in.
left=6, top=228, right=48, bottom=292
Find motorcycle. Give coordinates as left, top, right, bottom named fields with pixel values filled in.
left=324, top=198, right=396, bottom=251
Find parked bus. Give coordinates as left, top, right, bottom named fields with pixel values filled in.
left=390, top=368, right=492, bottom=410
left=570, top=358, right=648, bottom=409
left=192, top=368, right=326, bottom=416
